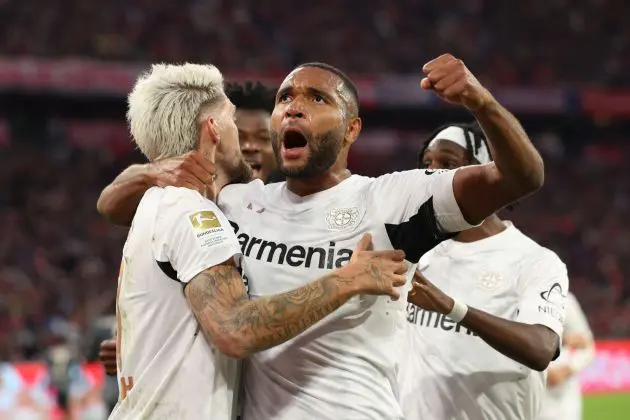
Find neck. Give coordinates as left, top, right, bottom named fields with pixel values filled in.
left=212, top=168, right=233, bottom=201
left=286, top=168, right=351, bottom=197
left=453, top=214, right=505, bottom=243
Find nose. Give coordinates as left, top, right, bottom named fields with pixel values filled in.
left=284, top=103, right=305, bottom=119
left=240, top=138, right=259, bottom=154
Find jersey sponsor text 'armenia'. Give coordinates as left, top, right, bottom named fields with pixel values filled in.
left=218, top=169, right=475, bottom=420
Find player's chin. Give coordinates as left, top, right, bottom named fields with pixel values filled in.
left=279, top=149, right=310, bottom=168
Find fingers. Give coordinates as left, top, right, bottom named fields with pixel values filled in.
left=413, top=270, right=431, bottom=285
left=422, top=53, right=457, bottom=75
left=100, top=339, right=116, bottom=351
left=387, top=288, right=401, bottom=301
left=432, top=70, right=463, bottom=93
left=188, top=150, right=217, bottom=184
left=370, top=249, right=405, bottom=262
left=354, top=233, right=374, bottom=252
left=392, top=260, right=407, bottom=275
left=441, top=78, right=469, bottom=103
left=391, top=274, right=406, bottom=288
left=158, top=174, right=204, bottom=193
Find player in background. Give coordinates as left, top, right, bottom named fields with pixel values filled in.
left=225, top=81, right=281, bottom=183
left=110, top=63, right=408, bottom=419
left=98, top=81, right=280, bottom=376
left=401, top=122, right=569, bottom=420
left=538, top=292, right=595, bottom=420
left=97, top=55, right=546, bottom=420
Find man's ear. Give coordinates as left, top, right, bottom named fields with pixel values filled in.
left=200, top=116, right=220, bottom=164
left=345, top=117, right=362, bottom=145
left=203, top=116, right=221, bottom=146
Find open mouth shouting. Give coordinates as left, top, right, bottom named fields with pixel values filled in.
left=244, top=159, right=263, bottom=178
left=281, top=127, right=309, bottom=160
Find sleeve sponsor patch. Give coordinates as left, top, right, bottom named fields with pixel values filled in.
left=423, top=168, right=450, bottom=176
left=187, top=210, right=231, bottom=249
left=537, top=282, right=567, bottom=322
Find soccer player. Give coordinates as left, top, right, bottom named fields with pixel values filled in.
left=400, top=122, right=569, bottom=420
left=539, top=292, right=595, bottom=420
left=108, top=63, right=408, bottom=419
left=225, top=82, right=279, bottom=183
left=98, top=54, right=546, bottom=419
left=98, top=81, right=281, bottom=379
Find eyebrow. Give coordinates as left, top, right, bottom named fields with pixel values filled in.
left=276, top=86, right=336, bottom=103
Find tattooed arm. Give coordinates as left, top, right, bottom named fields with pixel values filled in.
left=185, top=237, right=406, bottom=359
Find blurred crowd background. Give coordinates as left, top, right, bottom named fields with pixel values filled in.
left=1, top=0, right=630, bottom=85
left=1, top=0, right=630, bottom=417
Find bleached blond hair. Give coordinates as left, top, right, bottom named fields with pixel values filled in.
left=127, top=63, right=225, bottom=161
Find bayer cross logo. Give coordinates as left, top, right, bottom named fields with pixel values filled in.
left=326, top=207, right=361, bottom=230
left=477, top=271, right=503, bottom=291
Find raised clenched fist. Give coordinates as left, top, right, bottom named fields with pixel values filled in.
left=420, top=54, right=493, bottom=112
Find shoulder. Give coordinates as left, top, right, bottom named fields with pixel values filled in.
left=218, top=179, right=265, bottom=206
left=371, top=169, right=447, bottom=184
left=155, top=186, right=220, bottom=216
left=149, top=187, right=228, bottom=237
left=515, top=234, right=567, bottom=279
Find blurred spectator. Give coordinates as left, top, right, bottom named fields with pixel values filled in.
left=0, top=0, right=629, bottom=85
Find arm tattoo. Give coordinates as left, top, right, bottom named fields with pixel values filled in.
left=186, top=264, right=359, bottom=356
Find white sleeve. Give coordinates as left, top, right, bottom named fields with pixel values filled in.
left=515, top=251, right=569, bottom=339
left=153, top=189, right=242, bottom=284
left=564, top=293, right=593, bottom=339
left=563, top=293, right=596, bottom=372
left=370, top=168, right=478, bottom=233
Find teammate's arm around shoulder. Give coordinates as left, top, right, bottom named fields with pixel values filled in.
left=421, top=54, right=545, bottom=225
left=97, top=151, right=216, bottom=226
left=183, top=234, right=408, bottom=359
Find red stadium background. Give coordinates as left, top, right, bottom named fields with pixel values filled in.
left=2, top=2, right=630, bottom=418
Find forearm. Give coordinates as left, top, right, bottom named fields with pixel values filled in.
left=230, top=273, right=356, bottom=355
left=188, top=266, right=358, bottom=359
left=473, top=100, right=544, bottom=193
left=460, top=306, right=557, bottom=371
left=97, top=164, right=153, bottom=226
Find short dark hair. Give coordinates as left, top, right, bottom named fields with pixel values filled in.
left=224, top=81, right=276, bottom=113
left=296, top=62, right=360, bottom=117
left=417, top=121, right=491, bottom=168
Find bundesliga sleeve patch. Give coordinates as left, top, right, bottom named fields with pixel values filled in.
left=187, top=210, right=231, bottom=249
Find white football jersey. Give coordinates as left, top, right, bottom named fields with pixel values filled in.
left=539, top=293, right=594, bottom=420
left=109, top=187, right=242, bottom=420
left=399, top=222, right=569, bottom=420
left=218, top=169, right=474, bottom=420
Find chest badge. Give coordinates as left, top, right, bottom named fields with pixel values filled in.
left=477, top=271, right=504, bottom=292
left=326, top=207, right=361, bottom=231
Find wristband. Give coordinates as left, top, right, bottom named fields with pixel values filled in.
left=568, top=348, right=595, bottom=373
left=447, top=300, right=469, bottom=323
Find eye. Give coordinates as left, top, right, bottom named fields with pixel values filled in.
left=446, top=161, right=459, bottom=169
left=313, top=94, right=325, bottom=104
left=278, top=93, right=291, bottom=103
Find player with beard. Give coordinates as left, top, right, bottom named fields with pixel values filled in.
left=109, top=64, right=408, bottom=419
left=401, top=122, right=568, bottom=420
left=98, top=54, right=545, bottom=419
left=98, top=81, right=282, bottom=378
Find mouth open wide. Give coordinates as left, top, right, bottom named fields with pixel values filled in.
left=245, top=160, right=262, bottom=173
left=281, top=129, right=308, bottom=159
